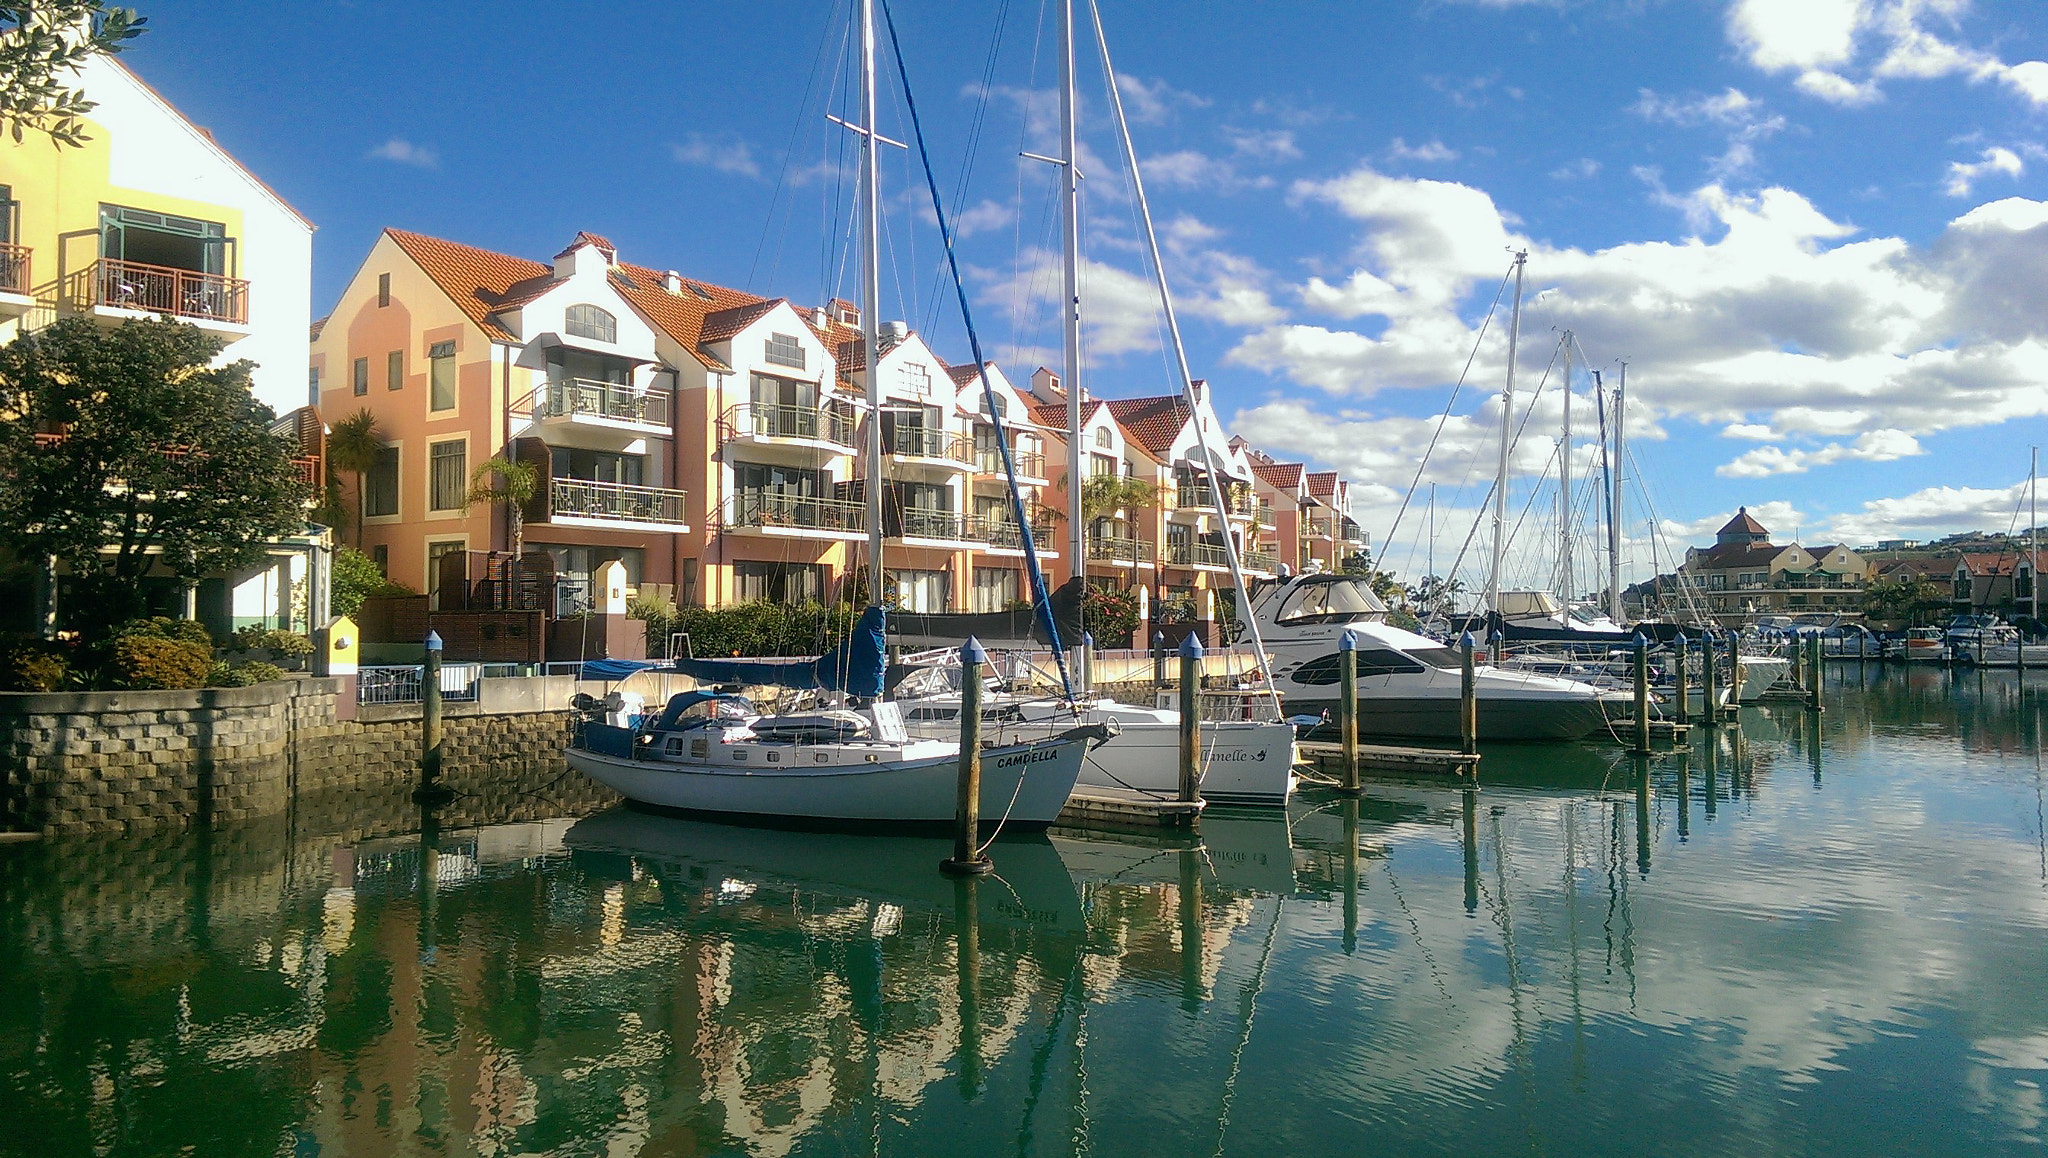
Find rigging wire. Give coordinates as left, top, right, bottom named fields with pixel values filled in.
left=749, top=0, right=844, bottom=293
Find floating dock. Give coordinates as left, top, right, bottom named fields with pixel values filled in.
left=1296, top=741, right=1480, bottom=781
left=1056, top=787, right=1205, bottom=833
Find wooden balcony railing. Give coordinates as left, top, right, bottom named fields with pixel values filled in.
left=70, top=258, right=249, bottom=324
left=0, top=243, right=28, bottom=294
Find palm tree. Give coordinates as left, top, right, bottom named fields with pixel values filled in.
left=324, top=408, right=384, bottom=548
left=1079, top=473, right=1160, bottom=522
left=467, top=453, right=539, bottom=592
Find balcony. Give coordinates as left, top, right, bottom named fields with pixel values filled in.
left=890, top=507, right=975, bottom=544
left=883, top=426, right=973, bottom=469
left=1341, top=523, right=1364, bottom=544
left=1254, top=501, right=1275, bottom=529
left=0, top=243, right=30, bottom=319
left=1243, top=548, right=1279, bottom=573
left=1173, top=482, right=1256, bottom=516
left=1086, top=535, right=1154, bottom=567
left=725, top=491, right=865, bottom=537
left=1304, top=516, right=1337, bottom=539
left=66, top=258, right=250, bottom=340
left=968, top=509, right=1060, bottom=551
left=544, top=477, right=687, bottom=532
left=973, top=445, right=1047, bottom=480
left=526, top=379, right=671, bottom=435
left=722, top=402, right=858, bottom=451
left=1167, top=541, right=1234, bottom=569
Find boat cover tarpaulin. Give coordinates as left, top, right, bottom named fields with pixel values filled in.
left=888, top=576, right=1086, bottom=648
left=580, top=658, right=664, bottom=681
left=669, top=605, right=888, bottom=696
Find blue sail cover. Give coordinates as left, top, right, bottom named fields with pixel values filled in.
left=669, top=605, right=888, bottom=697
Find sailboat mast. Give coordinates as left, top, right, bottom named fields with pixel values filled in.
left=1608, top=361, right=1627, bottom=622
left=1489, top=251, right=1526, bottom=615
left=1559, top=330, right=1572, bottom=603
left=2033, top=445, right=2040, bottom=623
left=858, top=0, right=886, bottom=592
left=1058, top=0, right=1086, bottom=580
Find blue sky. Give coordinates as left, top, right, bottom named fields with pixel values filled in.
left=125, top=0, right=2048, bottom=587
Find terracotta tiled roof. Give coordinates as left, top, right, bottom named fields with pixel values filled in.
left=1953, top=551, right=2045, bottom=576
left=1102, top=395, right=1191, bottom=456
left=1252, top=460, right=1305, bottom=491
left=834, top=338, right=867, bottom=374
left=1687, top=542, right=1786, bottom=569
left=947, top=361, right=992, bottom=386
left=1877, top=557, right=1954, bottom=579
left=698, top=299, right=785, bottom=344
left=385, top=228, right=554, bottom=342
left=556, top=231, right=616, bottom=260
left=1305, top=470, right=1338, bottom=499
left=610, top=260, right=763, bottom=371
left=309, top=316, right=326, bottom=340
left=1029, top=399, right=1074, bottom=429
left=1718, top=507, right=1768, bottom=536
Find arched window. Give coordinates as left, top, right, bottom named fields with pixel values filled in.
left=565, top=303, right=617, bottom=343
left=982, top=393, right=1008, bottom=418
left=1093, top=426, right=1112, bottom=449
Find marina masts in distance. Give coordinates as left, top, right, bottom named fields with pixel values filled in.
left=1559, top=330, right=1573, bottom=603
left=1609, top=361, right=1626, bottom=623
left=1490, top=250, right=1527, bottom=616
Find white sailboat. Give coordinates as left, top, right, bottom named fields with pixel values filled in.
left=564, top=0, right=1090, bottom=828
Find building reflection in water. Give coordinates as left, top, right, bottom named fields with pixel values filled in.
left=6, top=678, right=2048, bottom=1156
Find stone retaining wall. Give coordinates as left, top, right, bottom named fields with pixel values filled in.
left=0, top=677, right=617, bottom=834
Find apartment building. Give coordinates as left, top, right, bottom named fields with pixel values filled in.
left=0, top=54, right=320, bottom=634
left=1677, top=508, right=1871, bottom=622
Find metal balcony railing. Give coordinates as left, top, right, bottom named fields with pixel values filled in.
left=550, top=478, right=686, bottom=525
left=72, top=258, right=248, bottom=324
left=967, top=510, right=1059, bottom=549
left=725, top=402, right=857, bottom=447
left=729, top=492, right=865, bottom=533
left=1167, top=541, right=1235, bottom=568
left=884, top=426, right=972, bottom=464
left=974, top=446, right=1046, bottom=478
left=0, top=243, right=28, bottom=294
left=1174, top=483, right=1256, bottom=515
left=531, top=379, right=671, bottom=428
left=894, top=508, right=970, bottom=541
left=1243, top=548, right=1279, bottom=572
left=1087, top=535, right=1153, bottom=564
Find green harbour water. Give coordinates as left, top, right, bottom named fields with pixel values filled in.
left=4, top=663, right=2046, bottom=1156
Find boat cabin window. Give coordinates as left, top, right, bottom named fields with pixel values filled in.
left=1289, top=648, right=1424, bottom=682
left=1272, top=578, right=1387, bottom=625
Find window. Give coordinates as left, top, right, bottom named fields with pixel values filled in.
left=377, top=273, right=390, bottom=307
left=0, top=184, right=12, bottom=244
left=429, top=440, right=467, bottom=511
left=1090, top=452, right=1118, bottom=478
left=734, top=562, right=827, bottom=605
left=971, top=567, right=1019, bottom=612
left=1271, top=578, right=1388, bottom=624
left=426, top=540, right=465, bottom=598
left=543, top=545, right=646, bottom=615
left=387, top=349, right=404, bottom=391
left=370, top=544, right=389, bottom=574
left=307, top=366, right=320, bottom=407
left=1094, top=427, right=1111, bottom=449
left=898, top=363, right=930, bottom=396
left=363, top=446, right=399, bottom=517
left=764, top=332, right=805, bottom=369
left=887, top=569, right=949, bottom=613
left=565, top=303, right=617, bottom=343
left=551, top=446, right=644, bottom=485
left=981, top=393, right=1008, bottom=418
left=429, top=341, right=456, bottom=410
left=352, top=357, right=369, bottom=396
left=99, top=204, right=226, bottom=275
left=1289, top=648, right=1425, bottom=683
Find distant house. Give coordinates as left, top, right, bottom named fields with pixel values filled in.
left=1677, top=508, right=1870, bottom=624
left=1950, top=550, right=2047, bottom=616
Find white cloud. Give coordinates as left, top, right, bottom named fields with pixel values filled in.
left=1726, top=0, right=1861, bottom=73
left=1549, top=158, right=1601, bottom=181
left=1715, top=429, right=1925, bottom=477
left=2001, top=60, right=2048, bottom=106
left=1115, top=73, right=1211, bottom=124
left=951, top=198, right=1015, bottom=239
left=670, top=132, right=761, bottom=179
left=1388, top=137, right=1459, bottom=163
left=1729, top=0, right=2048, bottom=110
left=1943, top=146, right=2023, bottom=197
left=1631, top=87, right=1786, bottom=178
left=366, top=138, right=436, bottom=168
left=1141, top=150, right=1276, bottom=194
left=1828, top=480, right=2031, bottom=542
left=1223, top=127, right=1302, bottom=161
left=1794, top=69, right=1884, bottom=105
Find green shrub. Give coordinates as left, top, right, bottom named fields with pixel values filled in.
left=111, top=635, right=213, bottom=690
left=206, top=660, right=251, bottom=688
left=1082, top=585, right=1141, bottom=646
left=657, top=601, right=862, bottom=659
left=112, top=616, right=216, bottom=648
left=228, top=626, right=313, bottom=657
left=1, top=639, right=72, bottom=692
left=236, top=661, right=286, bottom=684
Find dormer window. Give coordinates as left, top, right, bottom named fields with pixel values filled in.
left=982, top=393, right=1007, bottom=418
left=565, top=303, right=616, bottom=343
left=765, top=332, right=805, bottom=369
left=1094, top=427, right=1112, bottom=449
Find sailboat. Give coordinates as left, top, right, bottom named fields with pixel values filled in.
left=886, top=0, right=1300, bottom=805
left=564, top=0, right=1091, bottom=829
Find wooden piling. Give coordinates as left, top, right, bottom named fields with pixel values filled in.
left=413, top=631, right=452, bottom=807
left=1152, top=630, right=1168, bottom=697
left=1178, top=633, right=1203, bottom=804
left=1460, top=632, right=1479, bottom=756
left=1632, top=635, right=1652, bottom=755
left=1338, top=629, right=1361, bottom=793
left=1808, top=635, right=1824, bottom=712
left=1701, top=631, right=1719, bottom=727
left=942, top=636, right=995, bottom=876
left=1674, top=633, right=1690, bottom=727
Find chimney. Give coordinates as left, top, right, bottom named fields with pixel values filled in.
left=1030, top=367, right=1064, bottom=402
left=1190, top=378, right=1207, bottom=405
left=810, top=306, right=828, bottom=328
left=662, top=270, right=683, bottom=294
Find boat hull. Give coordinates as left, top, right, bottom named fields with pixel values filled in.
left=1290, top=692, right=1621, bottom=742
left=1068, top=719, right=1296, bottom=805
left=566, top=734, right=1086, bottom=829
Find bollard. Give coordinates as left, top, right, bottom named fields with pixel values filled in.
left=1728, top=631, right=1744, bottom=715
left=1338, top=629, right=1361, bottom=793
left=1490, top=629, right=1506, bottom=667
left=1079, top=632, right=1094, bottom=698
left=1632, top=633, right=1652, bottom=755
left=1790, top=631, right=1804, bottom=692
left=1153, top=629, right=1168, bottom=694
left=1459, top=632, right=1479, bottom=756
left=1808, top=635, right=1824, bottom=711
left=1178, top=633, right=1204, bottom=804
left=414, top=631, right=450, bottom=807
left=941, top=636, right=995, bottom=876
left=1701, top=630, right=1719, bottom=728
left=1673, top=632, right=1690, bottom=727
